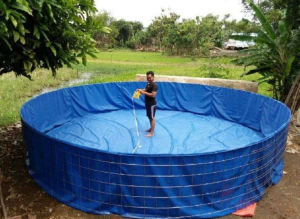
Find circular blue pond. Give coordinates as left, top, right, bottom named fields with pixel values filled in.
left=21, top=82, right=291, bottom=218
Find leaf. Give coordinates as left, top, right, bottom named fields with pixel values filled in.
left=101, top=27, right=111, bottom=34
left=20, top=36, right=26, bottom=44
left=13, top=30, right=20, bottom=42
left=241, top=67, right=270, bottom=77
left=278, top=20, right=290, bottom=44
left=257, top=73, right=277, bottom=85
left=0, top=21, right=8, bottom=33
left=33, top=25, right=40, bottom=39
left=1, top=37, right=12, bottom=50
left=5, top=9, right=11, bottom=20
left=255, top=31, right=276, bottom=47
left=234, top=52, right=270, bottom=67
left=17, top=23, right=25, bottom=36
left=23, top=60, right=31, bottom=73
left=283, top=56, right=295, bottom=80
left=50, top=45, right=57, bottom=56
left=38, top=24, right=50, bottom=31
left=289, top=28, right=300, bottom=55
left=246, top=0, right=276, bottom=40
left=86, top=51, right=97, bottom=58
left=278, top=20, right=287, bottom=35
left=11, top=3, right=32, bottom=15
left=10, top=15, right=18, bottom=27
left=86, top=16, right=93, bottom=28
left=46, top=42, right=51, bottom=47
left=0, top=2, right=6, bottom=14
left=26, top=1, right=38, bottom=11
left=258, top=75, right=271, bottom=81
left=43, top=54, right=50, bottom=68
left=52, top=42, right=62, bottom=49
left=46, top=3, right=56, bottom=23
left=258, top=80, right=270, bottom=85
left=77, top=52, right=84, bottom=57
left=40, top=30, right=50, bottom=41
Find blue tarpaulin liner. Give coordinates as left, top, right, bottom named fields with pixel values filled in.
left=46, top=110, right=264, bottom=154
left=21, top=82, right=291, bottom=218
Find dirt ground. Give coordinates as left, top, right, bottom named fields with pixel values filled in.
left=1, top=118, right=300, bottom=219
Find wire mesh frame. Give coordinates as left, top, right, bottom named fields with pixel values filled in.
left=22, top=119, right=289, bottom=219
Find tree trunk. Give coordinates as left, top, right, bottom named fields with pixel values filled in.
left=285, top=71, right=300, bottom=113
left=52, top=69, right=57, bottom=77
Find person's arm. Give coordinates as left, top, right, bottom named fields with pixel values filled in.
left=140, top=90, right=157, bottom=97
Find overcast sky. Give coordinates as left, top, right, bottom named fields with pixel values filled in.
left=95, top=0, right=246, bottom=27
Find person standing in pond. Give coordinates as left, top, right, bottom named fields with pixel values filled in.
left=137, top=71, right=158, bottom=137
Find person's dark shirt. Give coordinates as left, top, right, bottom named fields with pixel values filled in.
left=145, top=82, right=158, bottom=105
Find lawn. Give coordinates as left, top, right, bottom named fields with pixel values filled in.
left=0, top=68, right=78, bottom=126
left=79, top=50, right=270, bottom=95
left=0, top=49, right=271, bottom=126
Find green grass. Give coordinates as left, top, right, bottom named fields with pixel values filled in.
left=80, top=50, right=271, bottom=96
left=0, top=68, right=78, bottom=126
left=0, top=50, right=272, bottom=127
left=92, top=49, right=193, bottom=64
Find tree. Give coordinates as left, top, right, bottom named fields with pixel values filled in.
left=125, top=30, right=151, bottom=50
left=91, top=11, right=118, bottom=48
left=112, top=20, right=143, bottom=46
left=148, top=12, right=227, bottom=56
left=232, top=0, right=300, bottom=101
left=125, top=21, right=144, bottom=48
left=130, top=21, right=143, bottom=35
left=242, top=0, right=300, bottom=29
left=0, top=0, right=106, bottom=78
left=148, top=10, right=180, bottom=50
left=198, top=14, right=224, bottom=48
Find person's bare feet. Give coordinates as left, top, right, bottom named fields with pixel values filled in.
left=146, top=128, right=151, bottom=132
left=146, top=133, right=154, bottom=137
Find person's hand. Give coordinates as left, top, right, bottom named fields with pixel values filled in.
left=140, top=90, right=145, bottom=94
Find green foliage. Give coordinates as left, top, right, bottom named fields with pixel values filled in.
left=90, top=11, right=118, bottom=49
left=243, top=0, right=300, bottom=29
left=222, top=17, right=260, bottom=37
left=125, top=31, right=151, bottom=49
left=90, top=13, right=150, bottom=50
left=90, top=9, right=261, bottom=57
left=148, top=11, right=226, bottom=57
left=232, top=0, right=300, bottom=101
left=148, top=11, right=180, bottom=50
left=201, top=61, right=230, bottom=79
left=0, top=0, right=102, bottom=78
left=111, top=20, right=144, bottom=46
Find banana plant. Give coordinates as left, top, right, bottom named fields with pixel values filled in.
left=231, top=0, right=300, bottom=101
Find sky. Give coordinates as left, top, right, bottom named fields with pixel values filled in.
left=95, top=0, right=246, bottom=27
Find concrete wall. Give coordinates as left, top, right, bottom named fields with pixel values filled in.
left=136, top=74, right=258, bottom=93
